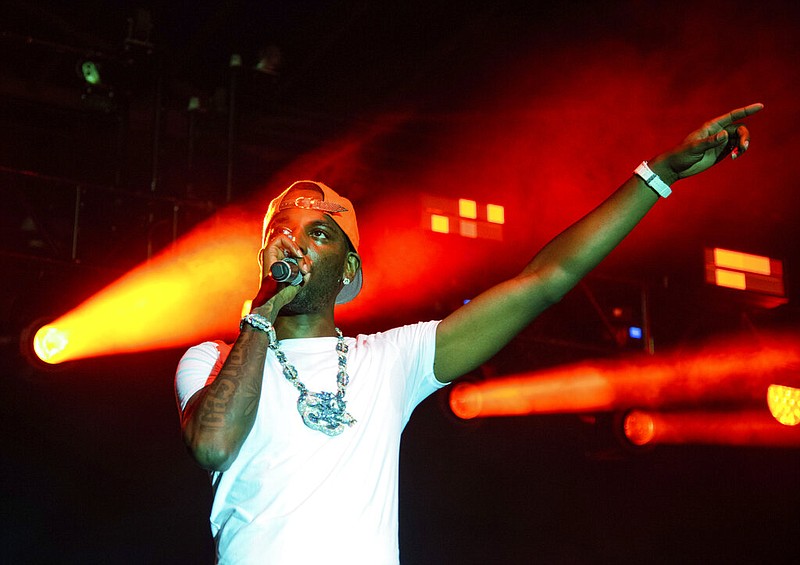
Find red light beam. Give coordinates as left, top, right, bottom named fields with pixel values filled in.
left=623, top=409, right=800, bottom=447
left=450, top=332, right=800, bottom=419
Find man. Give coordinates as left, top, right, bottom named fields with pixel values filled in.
left=175, top=103, right=762, bottom=563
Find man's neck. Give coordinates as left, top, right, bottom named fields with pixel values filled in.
left=273, top=312, right=337, bottom=340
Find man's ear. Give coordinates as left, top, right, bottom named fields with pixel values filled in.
left=343, top=251, right=361, bottom=281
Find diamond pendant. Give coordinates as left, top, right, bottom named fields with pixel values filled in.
left=297, top=391, right=356, bottom=436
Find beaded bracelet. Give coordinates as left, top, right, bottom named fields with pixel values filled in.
left=240, top=313, right=277, bottom=342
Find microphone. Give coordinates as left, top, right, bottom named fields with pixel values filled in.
left=269, top=257, right=304, bottom=286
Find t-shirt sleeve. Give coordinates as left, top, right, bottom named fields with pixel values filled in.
left=377, top=320, right=446, bottom=422
left=174, top=340, right=232, bottom=414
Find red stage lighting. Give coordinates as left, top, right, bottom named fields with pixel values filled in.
left=450, top=331, right=800, bottom=448
left=704, top=247, right=787, bottom=308
left=622, top=409, right=800, bottom=447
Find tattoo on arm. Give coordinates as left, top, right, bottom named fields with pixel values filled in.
left=197, top=330, right=268, bottom=429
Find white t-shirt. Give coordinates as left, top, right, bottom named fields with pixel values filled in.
left=175, top=320, right=445, bottom=565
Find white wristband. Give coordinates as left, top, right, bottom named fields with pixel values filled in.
left=634, top=161, right=672, bottom=198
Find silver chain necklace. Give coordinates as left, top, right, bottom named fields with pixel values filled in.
left=269, top=328, right=356, bottom=436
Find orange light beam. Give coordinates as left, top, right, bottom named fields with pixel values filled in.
left=449, top=333, right=800, bottom=419
left=28, top=115, right=422, bottom=364
left=32, top=208, right=260, bottom=364
left=623, top=409, right=800, bottom=447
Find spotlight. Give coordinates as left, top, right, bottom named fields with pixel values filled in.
left=31, top=324, right=69, bottom=364
left=75, top=57, right=119, bottom=111
left=12, top=204, right=259, bottom=366
left=18, top=318, right=71, bottom=371
left=449, top=382, right=483, bottom=420
left=767, top=384, right=800, bottom=426
left=621, top=409, right=800, bottom=447
left=78, top=60, right=103, bottom=86
left=622, top=410, right=655, bottom=446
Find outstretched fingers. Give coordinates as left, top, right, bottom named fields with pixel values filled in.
left=710, top=102, right=764, bottom=130
left=677, top=103, right=763, bottom=176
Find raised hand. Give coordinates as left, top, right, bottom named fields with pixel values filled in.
left=252, top=230, right=311, bottom=310
left=659, top=103, right=763, bottom=183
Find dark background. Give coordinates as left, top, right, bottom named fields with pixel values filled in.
left=2, top=1, right=799, bottom=563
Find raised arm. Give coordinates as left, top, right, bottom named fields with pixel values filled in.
left=180, top=234, right=309, bottom=472
left=433, top=103, right=763, bottom=383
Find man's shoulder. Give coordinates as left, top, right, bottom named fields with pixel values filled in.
left=352, top=320, right=440, bottom=346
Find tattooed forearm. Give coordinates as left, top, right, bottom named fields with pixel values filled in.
left=199, top=378, right=236, bottom=427
left=181, top=301, right=279, bottom=470
left=197, top=329, right=269, bottom=430
left=242, top=379, right=262, bottom=417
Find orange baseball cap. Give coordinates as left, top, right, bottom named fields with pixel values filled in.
left=260, top=180, right=362, bottom=304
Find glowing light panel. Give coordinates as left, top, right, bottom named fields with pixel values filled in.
left=486, top=204, right=505, bottom=224
left=423, top=195, right=504, bottom=241
left=431, top=214, right=450, bottom=234
left=715, top=268, right=747, bottom=290
left=705, top=247, right=785, bottom=303
left=458, top=199, right=477, bottom=219
left=714, top=248, right=771, bottom=275
left=767, top=384, right=800, bottom=426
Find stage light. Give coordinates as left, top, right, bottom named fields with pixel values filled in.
left=18, top=318, right=74, bottom=371
left=622, top=409, right=654, bottom=446
left=714, top=248, right=771, bottom=275
left=32, top=325, right=70, bottom=364
left=458, top=199, right=477, bottom=219
left=422, top=195, right=504, bottom=241
left=79, top=60, right=103, bottom=86
left=448, top=332, right=800, bottom=420
left=431, top=214, right=450, bottom=234
left=767, top=384, right=800, bottom=426
left=22, top=206, right=258, bottom=365
left=450, top=382, right=483, bottom=420
left=486, top=204, right=504, bottom=224
left=621, top=409, right=800, bottom=447
left=449, top=367, right=617, bottom=419
left=715, top=269, right=746, bottom=290
left=628, top=326, right=643, bottom=340
left=704, top=247, right=786, bottom=305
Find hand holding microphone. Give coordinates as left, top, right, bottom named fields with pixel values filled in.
left=269, top=257, right=304, bottom=286
left=265, top=230, right=310, bottom=286
left=251, top=231, right=310, bottom=310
